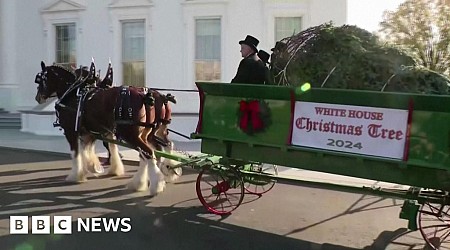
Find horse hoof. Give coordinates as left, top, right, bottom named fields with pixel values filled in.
left=150, top=180, right=166, bottom=196
left=93, top=165, right=105, bottom=174
left=126, top=181, right=149, bottom=192
left=164, top=173, right=178, bottom=183
left=108, top=168, right=124, bottom=177
left=164, top=168, right=182, bottom=183
left=86, top=164, right=105, bottom=175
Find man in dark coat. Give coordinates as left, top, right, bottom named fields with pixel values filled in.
left=257, top=49, right=273, bottom=85
left=231, top=35, right=267, bottom=84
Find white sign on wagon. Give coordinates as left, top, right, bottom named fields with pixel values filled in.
left=291, top=102, right=409, bottom=159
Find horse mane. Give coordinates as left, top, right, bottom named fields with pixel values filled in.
left=48, top=64, right=77, bottom=81
left=74, top=67, right=90, bottom=78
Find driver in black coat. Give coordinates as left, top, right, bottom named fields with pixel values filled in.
left=231, top=35, right=267, bottom=84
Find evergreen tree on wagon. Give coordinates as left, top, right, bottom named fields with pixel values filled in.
left=271, top=22, right=450, bottom=95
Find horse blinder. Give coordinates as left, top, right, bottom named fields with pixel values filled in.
left=35, top=70, right=48, bottom=94
left=35, top=73, right=42, bottom=85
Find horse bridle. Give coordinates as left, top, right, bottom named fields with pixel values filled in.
left=35, top=69, right=58, bottom=99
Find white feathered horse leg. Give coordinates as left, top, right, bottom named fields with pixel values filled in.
left=148, top=153, right=166, bottom=196
left=80, top=135, right=104, bottom=175
left=126, top=150, right=149, bottom=192
left=65, top=138, right=87, bottom=183
left=88, top=139, right=104, bottom=175
left=107, top=134, right=125, bottom=176
left=153, top=122, right=182, bottom=183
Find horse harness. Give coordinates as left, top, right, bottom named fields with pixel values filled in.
left=50, top=71, right=174, bottom=148
left=115, top=87, right=173, bottom=128
left=50, top=71, right=95, bottom=129
left=115, top=86, right=157, bottom=129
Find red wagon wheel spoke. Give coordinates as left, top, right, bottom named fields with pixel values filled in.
left=426, top=203, right=450, bottom=218
left=439, top=229, right=450, bottom=242
left=202, top=176, right=219, bottom=189
left=421, top=225, right=450, bottom=248
left=242, top=164, right=278, bottom=195
left=422, top=225, right=450, bottom=238
left=196, top=165, right=244, bottom=215
left=418, top=202, right=450, bottom=249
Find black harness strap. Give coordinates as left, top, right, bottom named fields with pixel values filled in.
left=116, top=87, right=131, bottom=120
left=115, top=87, right=157, bottom=128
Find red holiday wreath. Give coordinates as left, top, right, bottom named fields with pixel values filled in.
left=238, top=99, right=271, bottom=134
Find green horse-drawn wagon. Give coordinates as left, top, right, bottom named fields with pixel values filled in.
left=186, top=82, right=450, bottom=249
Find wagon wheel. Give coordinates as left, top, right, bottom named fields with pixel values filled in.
left=196, top=164, right=244, bottom=215
left=241, top=163, right=278, bottom=195
left=418, top=202, right=450, bottom=249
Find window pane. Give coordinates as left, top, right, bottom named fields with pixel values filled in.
left=122, top=21, right=145, bottom=61
left=195, top=19, right=220, bottom=60
left=275, top=17, right=302, bottom=42
left=195, top=18, right=221, bottom=82
left=122, top=20, right=145, bottom=86
left=195, top=60, right=221, bottom=82
left=123, top=62, right=145, bottom=86
left=55, top=23, right=76, bottom=68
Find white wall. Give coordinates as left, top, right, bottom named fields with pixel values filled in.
left=310, top=0, right=347, bottom=27
left=1, top=0, right=350, bottom=139
left=0, top=0, right=18, bottom=112
left=1, top=0, right=350, bottom=114
left=15, top=0, right=46, bottom=111
left=152, top=0, right=195, bottom=114
left=77, top=1, right=112, bottom=68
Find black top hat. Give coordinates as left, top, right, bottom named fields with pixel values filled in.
left=239, top=35, right=259, bottom=53
left=258, top=50, right=270, bottom=64
left=271, top=41, right=287, bottom=52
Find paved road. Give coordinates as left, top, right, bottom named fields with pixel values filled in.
left=0, top=148, right=431, bottom=250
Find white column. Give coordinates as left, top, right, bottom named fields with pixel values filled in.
left=0, top=0, right=18, bottom=112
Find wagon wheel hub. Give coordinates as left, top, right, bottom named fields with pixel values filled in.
left=212, top=181, right=230, bottom=194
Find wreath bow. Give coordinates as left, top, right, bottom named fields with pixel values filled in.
left=239, top=100, right=264, bottom=132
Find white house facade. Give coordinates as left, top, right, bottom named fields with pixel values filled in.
left=0, top=0, right=349, bottom=139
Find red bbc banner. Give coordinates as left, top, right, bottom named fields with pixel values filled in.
left=291, top=102, right=409, bottom=159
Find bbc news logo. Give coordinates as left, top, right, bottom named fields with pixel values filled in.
left=10, top=216, right=131, bottom=234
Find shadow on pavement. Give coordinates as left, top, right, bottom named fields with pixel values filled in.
left=0, top=147, right=69, bottom=165
left=0, top=162, right=362, bottom=250
left=0, top=149, right=431, bottom=250
left=1, top=206, right=362, bottom=250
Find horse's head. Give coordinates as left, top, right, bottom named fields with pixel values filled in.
left=34, top=61, right=76, bottom=104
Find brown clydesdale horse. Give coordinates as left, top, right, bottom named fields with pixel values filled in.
left=74, top=60, right=175, bottom=147
left=34, top=61, right=178, bottom=195
left=73, top=61, right=179, bottom=182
